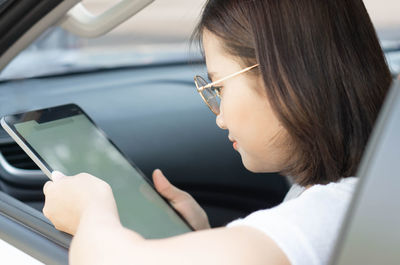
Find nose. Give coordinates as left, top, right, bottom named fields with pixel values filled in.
left=216, top=112, right=227, bottom=130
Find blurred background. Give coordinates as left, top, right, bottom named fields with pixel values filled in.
left=0, top=0, right=399, bottom=80
left=81, top=0, right=400, bottom=45
left=80, top=0, right=206, bottom=47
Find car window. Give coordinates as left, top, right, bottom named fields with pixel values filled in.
left=0, top=0, right=398, bottom=81
left=364, top=0, right=400, bottom=75
left=0, top=0, right=207, bottom=80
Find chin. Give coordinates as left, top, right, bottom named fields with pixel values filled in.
left=241, top=155, right=263, bottom=173
left=241, top=154, right=282, bottom=173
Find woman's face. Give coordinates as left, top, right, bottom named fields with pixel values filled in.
left=202, top=30, right=291, bottom=173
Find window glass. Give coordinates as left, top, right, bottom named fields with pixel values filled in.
left=0, top=0, right=206, bottom=80
left=364, top=0, right=400, bottom=75
left=0, top=0, right=399, bottom=80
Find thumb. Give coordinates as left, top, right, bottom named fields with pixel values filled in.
left=152, top=169, right=187, bottom=203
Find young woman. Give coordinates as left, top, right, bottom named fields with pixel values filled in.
left=42, top=0, right=392, bottom=264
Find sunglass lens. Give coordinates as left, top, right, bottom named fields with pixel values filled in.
left=195, top=76, right=220, bottom=114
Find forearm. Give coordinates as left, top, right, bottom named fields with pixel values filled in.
left=70, top=212, right=289, bottom=265
left=140, top=226, right=289, bottom=265
left=69, top=209, right=144, bottom=265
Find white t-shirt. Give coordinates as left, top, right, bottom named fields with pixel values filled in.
left=226, top=177, right=358, bottom=265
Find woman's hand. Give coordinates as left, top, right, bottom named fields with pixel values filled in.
left=152, top=169, right=211, bottom=230
left=42, top=171, right=120, bottom=235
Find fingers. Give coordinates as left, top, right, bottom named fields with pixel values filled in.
left=51, top=171, right=66, bottom=182
left=43, top=171, right=66, bottom=195
left=42, top=180, right=54, bottom=220
left=43, top=181, right=53, bottom=195
left=152, top=169, right=189, bottom=203
left=152, top=169, right=170, bottom=187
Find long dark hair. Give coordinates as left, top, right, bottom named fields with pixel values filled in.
left=193, top=0, right=392, bottom=186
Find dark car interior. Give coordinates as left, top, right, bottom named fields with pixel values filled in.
left=0, top=0, right=399, bottom=264
left=0, top=1, right=290, bottom=263
left=0, top=63, right=290, bottom=224
left=0, top=54, right=290, bottom=265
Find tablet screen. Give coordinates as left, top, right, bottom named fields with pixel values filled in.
left=11, top=109, right=192, bottom=239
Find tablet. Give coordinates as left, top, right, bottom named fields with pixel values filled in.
left=1, top=104, right=193, bottom=239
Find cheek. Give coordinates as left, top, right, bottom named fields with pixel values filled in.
left=241, top=120, right=288, bottom=172
left=222, top=85, right=275, bottom=143
left=219, top=86, right=250, bottom=131
left=221, top=86, right=287, bottom=171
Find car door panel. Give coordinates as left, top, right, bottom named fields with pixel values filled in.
left=0, top=191, right=70, bottom=264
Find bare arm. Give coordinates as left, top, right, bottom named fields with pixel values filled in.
left=70, top=209, right=290, bottom=265
left=43, top=172, right=289, bottom=265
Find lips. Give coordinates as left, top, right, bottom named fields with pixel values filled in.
left=228, top=136, right=238, bottom=150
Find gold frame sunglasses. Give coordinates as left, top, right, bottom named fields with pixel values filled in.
left=194, top=64, right=259, bottom=115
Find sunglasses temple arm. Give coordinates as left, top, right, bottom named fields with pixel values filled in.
left=204, top=64, right=259, bottom=89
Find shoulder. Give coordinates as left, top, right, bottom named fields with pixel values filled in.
left=290, top=176, right=358, bottom=208
left=230, top=177, right=358, bottom=226
left=305, top=176, right=358, bottom=196
left=227, top=177, right=358, bottom=265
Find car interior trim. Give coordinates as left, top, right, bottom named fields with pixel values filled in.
left=0, top=209, right=68, bottom=265
left=0, top=0, right=80, bottom=71
left=0, top=191, right=72, bottom=248
left=0, top=152, right=43, bottom=179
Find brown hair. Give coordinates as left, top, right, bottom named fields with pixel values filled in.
left=193, top=0, right=392, bottom=186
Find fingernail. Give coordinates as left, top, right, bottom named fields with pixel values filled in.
left=51, top=171, right=65, bottom=181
